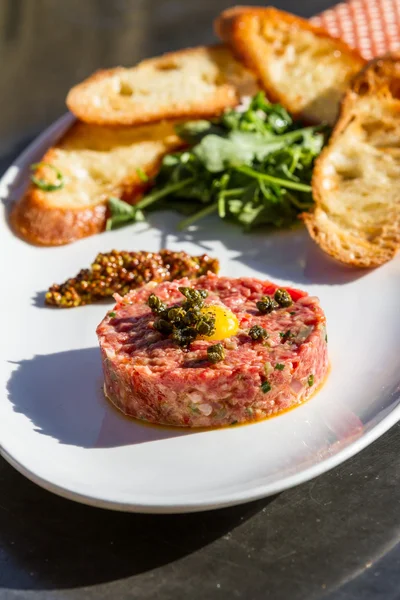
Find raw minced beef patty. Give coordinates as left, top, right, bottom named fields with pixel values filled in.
left=97, top=274, right=328, bottom=427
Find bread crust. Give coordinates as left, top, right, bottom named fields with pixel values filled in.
left=214, top=6, right=365, bottom=124
left=11, top=185, right=107, bottom=247
left=66, top=45, right=256, bottom=126
left=304, top=54, right=400, bottom=267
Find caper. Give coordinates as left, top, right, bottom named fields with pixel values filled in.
left=178, top=286, right=194, bottom=300
left=197, top=316, right=216, bottom=336
left=171, top=328, right=186, bottom=346
left=153, top=318, right=173, bottom=334
left=158, top=308, right=170, bottom=321
left=172, top=326, right=198, bottom=347
left=197, top=321, right=210, bottom=335
left=207, top=343, right=225, bottom=364
left=178, top=286, right=191, bottom=298
left=274, top=288, right=293, bottom=307
left=148, top=293, right=167, bottom=315
left=183, top=310, right=198, bottom=325
left=249, top=325, right=268, bottom=341
left=167, top=306, right=186, bottom=323
left=179, top=286, right=207, bottom=308
left=256, top=296, right=279, bottom=314
left=147, top=285, right=217, bottom=348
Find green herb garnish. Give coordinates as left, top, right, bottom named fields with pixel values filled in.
left=207, top=343, right=225, bottom=364
left=31, top=162, right=64, bottom=192
left=275, top=363, right=285, bottom=371
left=261, top=381, right=271, bottom=393
left=108, top=311, right=116, bottom=318
left=308, top=374, right=314, bottom=387
left=110, top=92, right=329, bottom=231
left=136, top=167, right=149, bottom=182
left=280, top=330, right=294, bottom=341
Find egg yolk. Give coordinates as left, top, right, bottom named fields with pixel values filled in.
left=200, top=305, right=239, bottom=341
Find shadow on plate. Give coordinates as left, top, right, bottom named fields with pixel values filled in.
left=28, top=219, right=366, bottom=310
left=146, top=212, right=371, bottom=287
left=0, top=456, right=276, bottom=590
left=31, top=290, right=47, bottom=307
left=6, top=347, right=196, bottom=448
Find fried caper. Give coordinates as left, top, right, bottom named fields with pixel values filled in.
left=256, top=296, right=279, bottom=314
left=207, top=343, right=225, bottom=364
left=274, top=288, right=293, bottom=307
left=150, top=286, right=216, bottom=348
left=248, top=325, right=268, bottom=341
left=171, top=327, right=198, bottom=347
left=148, top=293, right=167, bottom=315
left=153, top=318, right=173, bottom=334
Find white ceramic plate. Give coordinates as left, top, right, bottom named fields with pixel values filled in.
left=1, top=114, right=400, bottom=513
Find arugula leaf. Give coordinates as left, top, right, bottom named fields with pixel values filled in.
left=192, top=129, right=316, bottom=173
left=135, top=177, right=195, bottom=209
left=175, top=120, right=225, bottom=144
left=106, top=197, right=143, bottom=231
left=193, top=134, right=255, bottom=172
left=235, top=165, right=312, bottom=192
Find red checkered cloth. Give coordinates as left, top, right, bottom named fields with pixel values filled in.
left=311, top=0, right=400, bottom=59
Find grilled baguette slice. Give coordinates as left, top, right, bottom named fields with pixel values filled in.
left=11, top=120, right=183, bottom=246
left=304, top=55, right=400, bottom=268
left=215, top=6, right=365, bottom=125
left=66, top=45, right=258, bottom=126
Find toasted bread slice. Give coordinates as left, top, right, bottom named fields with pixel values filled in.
left=66, top=45, right=258, bottom=126
left=11, top=120, right=183, bottom=246
left=215, top=6, right=365, bottom=125
left=304, top=55, right=400, bottom=268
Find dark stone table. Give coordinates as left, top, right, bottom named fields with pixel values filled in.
left=1, top=1, right=399, bottom=598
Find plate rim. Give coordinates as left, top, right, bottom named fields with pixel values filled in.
left=1, top=405, right=399, bottom=513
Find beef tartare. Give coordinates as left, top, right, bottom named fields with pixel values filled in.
left=97, top=274, right=328, bottom=427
